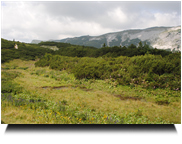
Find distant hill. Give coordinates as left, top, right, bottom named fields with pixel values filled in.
left=31, top=40, right=43, bottom=44
left=31, top=26, right=181, bottom=51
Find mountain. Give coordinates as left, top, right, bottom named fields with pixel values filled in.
left=150, top=26, right=181, bottom=51
left=31, top=26, right=181, bottom=51
left=31, top=39, right=55, bottom=44
left=31, top=40, right=43, bottom=44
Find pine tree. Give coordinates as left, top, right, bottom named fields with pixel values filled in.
left=138, top=41, right=143, bottom=49
left=103, top=43, right=106, bottom=48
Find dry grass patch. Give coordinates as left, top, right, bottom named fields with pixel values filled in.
left=1, top=105, right=35, bottom=124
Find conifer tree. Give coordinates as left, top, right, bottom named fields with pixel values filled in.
left=103, top=43, right=106, bottom=48
left=138, top=41, right=143, bottom=48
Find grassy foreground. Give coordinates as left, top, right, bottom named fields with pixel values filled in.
left=1, top=59, right=181, bottom=124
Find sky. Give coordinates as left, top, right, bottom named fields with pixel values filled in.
left=1, top=1, right=181, bottom=43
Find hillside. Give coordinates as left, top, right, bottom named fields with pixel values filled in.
left=31, top=26, right=181, bottom=51
left=1, top=38, right=55, bottom=63
left=151, top=26, right=181, bottom=51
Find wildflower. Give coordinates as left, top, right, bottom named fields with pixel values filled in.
left=103, top=115, right=107, bottom=119
left=154, top=86, right=155, bottom=89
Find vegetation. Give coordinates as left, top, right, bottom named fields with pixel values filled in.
left=35, top=52, right=181, bottom=91
left=1, top=38, right=181, bottom=124
left=1, top=38, right=173, bottom=64
left=1, top=38, right=55, bottom=63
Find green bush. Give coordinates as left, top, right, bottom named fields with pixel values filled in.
left=35, top=52, right=181, bottom=91
left=1, top=71, right=23, bottom=94
left=18, top=67, right=29, bottom=70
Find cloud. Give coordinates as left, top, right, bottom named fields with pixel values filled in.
left=152, top=12, right=181, bottom=27
left=107, top=7, right=127, bottom=23
left=1, top=1, right=181, bottom=43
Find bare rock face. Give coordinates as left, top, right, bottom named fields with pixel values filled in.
left=14, top=44, right=18, bottom=49
left=150, top=26, right=181, bottom=51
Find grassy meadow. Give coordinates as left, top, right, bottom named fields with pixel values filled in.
left=1, top=59, right=181, bottom=124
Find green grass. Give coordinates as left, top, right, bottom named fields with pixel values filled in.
left=1, top=59, right=181, bottom=124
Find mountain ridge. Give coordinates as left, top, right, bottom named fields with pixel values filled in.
left=31, top=26, right=181, bottom=51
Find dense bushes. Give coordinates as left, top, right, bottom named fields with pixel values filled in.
left=35, top=52, right=181, bottom=91
left=1, top=38, right=55, bottom=63
left=1, top=38, right=15, bottom=49
left=72, top=57, right=112, bottom=79
left=1, top=71, right=23, bottom=94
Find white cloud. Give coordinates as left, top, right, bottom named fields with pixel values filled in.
left=1, top=1, right=181, bottom=43
left=107, top=7, right=127, bottom=23
left=152, top=12, right=181, bottom=27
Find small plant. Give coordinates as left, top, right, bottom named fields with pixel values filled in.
left=58, top=105, right=66, bottom=111
left=78, top=113, right=87, bottom=121
left=1, top=120, right=5, bottom=124
left=135, top=109, right=143, bottom=117
left=18, top=67, right=29, bottom=70
left=3, top=67, right=10, bottom=70
left=44, top=74, right=49, bottom=77
left=91, top=108, right=96, bottom=112
left=12, top=65, right=18, bottom=69
left=61, top=100, right=68, bottom=105
left=50, top=74, right=56, bottom=79
left=129, top=83, right=135, bottom=89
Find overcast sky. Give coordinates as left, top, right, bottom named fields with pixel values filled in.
left=1, top=1, right=181, bottom=43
